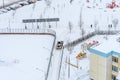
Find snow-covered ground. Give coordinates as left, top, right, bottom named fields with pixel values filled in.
left=0, top=0, right=119, bottom=42
left=0, top=0, right=120, bottom=80
left=0, top=34, right=54, bottom=80
left=59, top=34, right=120, bottom=80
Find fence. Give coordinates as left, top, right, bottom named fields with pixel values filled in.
left=22, top=18, right=60, bottom=23
left=0, top=28, right=56, bottom=80
left=45, top=33, right=56, bottom=80
left=64, top=30, right=120, bottom=48
left=0, top=28, right=56, bottom=36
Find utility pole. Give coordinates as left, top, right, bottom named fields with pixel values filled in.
left=79, top=4, right=84, bottom=29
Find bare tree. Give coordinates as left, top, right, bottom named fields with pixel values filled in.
left=30, top=2, right=36, bottom=18
left=105, top=24, right=111, bottom=40
left=108, top=24, right=111, bottom=34
left=68, top=53, right=70, bottom=78
left=45, top=0, right=51, bottom=7
left=53, top=7, right=55, bottom=13
left=79, top=4, right=84, bottom=36
left=81, top=28, right=85, bottom=39
left=78, top=21, right=84, bottom=30
left=70, top=0, right=74, bottom=4
left=112, top=19, right=119, bottom=30
left=94, top=20, right=98, bottom=31
left=68, top=21, right=73, bottom=33
left=79, top=7, right=83, bottom=30
left=12, top=10, right=16, bottom=19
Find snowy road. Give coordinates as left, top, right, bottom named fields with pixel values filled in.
left=47, top=45, right=64, bottom=80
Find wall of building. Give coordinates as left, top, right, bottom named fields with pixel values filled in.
left=118, top=57, right=120, bottom=71
left=90, top=53, right=108, bottom=80
left=90, top=53, right=98, bottom=80
left=106, top=56, right=112, bottom=80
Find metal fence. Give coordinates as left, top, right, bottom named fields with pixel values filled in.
left=45, top=33, right=56, bottom=80
left=64, top=30, right=120, bottom=48
left=96, top=30, right=120, bottom=35
left=0, top=28, right=56, bottom=36
left=0, top=28, right=56, bottom=80
left=22, top=18, right=60, bottom=23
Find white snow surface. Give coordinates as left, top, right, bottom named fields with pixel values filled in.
left=0, top=35, right=54, bottom=80
left=93, top=35, right=120, bottom=53
left=0, top=0, right=120, bottom=80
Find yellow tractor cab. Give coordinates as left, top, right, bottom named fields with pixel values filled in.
left=56, top=41, right=64, bottom=49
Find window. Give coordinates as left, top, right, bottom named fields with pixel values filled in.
left=112, top=75, right=117, bottom=80
left=112, top=65, right=118, bottom=72
left=90, top=78, right=94, bottom=80
left=112, top=56, right=118, bottom=63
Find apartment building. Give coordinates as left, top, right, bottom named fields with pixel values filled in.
left=89, top=36, right=120, bottom=80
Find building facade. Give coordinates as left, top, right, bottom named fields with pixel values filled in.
left=90, top=48, right=120, bottom=80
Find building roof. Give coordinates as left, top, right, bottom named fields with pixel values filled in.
left=90, top=35, right=120, bottom=58
left=94, top=35, right=120, bottom=53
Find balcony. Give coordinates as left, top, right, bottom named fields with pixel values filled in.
left=112, top=65, right=118, bottom=76
left=112, top=71, right=118, bottom=76
left=112, top=61, right=119, bottom=67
